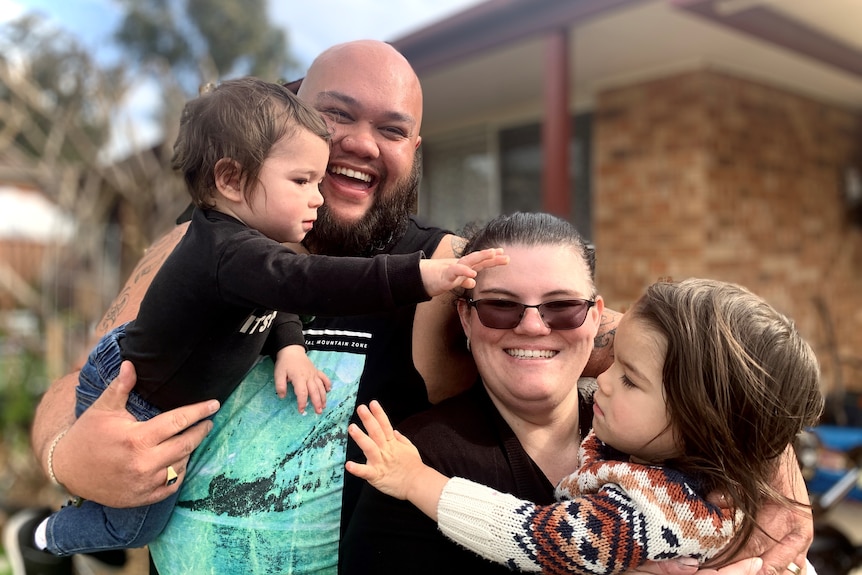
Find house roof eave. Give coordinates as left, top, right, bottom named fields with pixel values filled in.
left=391, top=0, right=650, bottom=74
left=671, top=0, right=862, bottom=79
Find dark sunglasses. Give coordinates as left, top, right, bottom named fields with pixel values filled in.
left=466, top=298, right=596, bottom=330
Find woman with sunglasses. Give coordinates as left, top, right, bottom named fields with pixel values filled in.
left=340, top=211, right=608, bottom=574
left=346, top=267, right=823, bottom=574
left=341, top=212, right=817, bottom=575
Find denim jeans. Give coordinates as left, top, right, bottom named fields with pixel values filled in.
left=44, top=323, right=180, bottom=556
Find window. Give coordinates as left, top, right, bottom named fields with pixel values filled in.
left=498, top=113, right=592, bottom=239
left=420, top=113, right=592, bottom=238
left=419, top=127, right=496, bottom=233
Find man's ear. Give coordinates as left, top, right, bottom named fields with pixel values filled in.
left=214, top=158, right=244, bottom=203
left=415, top=135, right=422, bottom=150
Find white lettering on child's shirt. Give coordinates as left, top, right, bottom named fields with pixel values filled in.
left=238, top=310, right=278, bottom=334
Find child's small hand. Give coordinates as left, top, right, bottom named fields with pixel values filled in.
left=274, top=345, right=332, bottom=414
left=345, top=401, right=425, bottom=500
left=346, top=401, right=451, bottom=520
left=419, top=248, right=509, bottom=296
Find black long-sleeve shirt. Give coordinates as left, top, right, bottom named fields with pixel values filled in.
left=123, top=208, right=428, bottom=411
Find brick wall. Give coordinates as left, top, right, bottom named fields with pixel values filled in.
left=594, top=69, right=862, bottom=394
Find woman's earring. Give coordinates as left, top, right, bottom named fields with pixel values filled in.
left=466, top=337, right=471, bottom=352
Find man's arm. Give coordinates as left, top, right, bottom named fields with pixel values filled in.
left=635, top=446, right=812, bottom=575
left=413, top=234, right=478, bottom=404
left=32, top=223, right=188, bottom=472
left=584, top=307, right=621, bottom=378
left=737, top=446, right=812, bottom=575
left=30, top=223, right=219, bottom=507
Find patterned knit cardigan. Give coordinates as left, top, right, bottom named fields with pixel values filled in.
left=436, top=431, right=736, bottom=575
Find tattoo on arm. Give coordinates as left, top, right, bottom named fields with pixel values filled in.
left=450, top=236, right=467, bottom=258
left=98, top=288, right=130, bottom=334
left=593, top=312, right=617, bottom=350
left=132, top=229, right=180, bottom=283
left=98, top=225, right=184, bottom=334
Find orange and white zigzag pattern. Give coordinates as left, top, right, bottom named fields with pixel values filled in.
left=514, top=432, right=736, bottom=575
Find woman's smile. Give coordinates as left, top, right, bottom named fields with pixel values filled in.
left=504, top=348, right=558, bottom=359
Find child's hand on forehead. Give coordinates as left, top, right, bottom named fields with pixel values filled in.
left=419, top=248, right=509, bottom=296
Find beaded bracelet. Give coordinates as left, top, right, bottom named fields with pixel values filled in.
left=47, top=429, right=68, bottom=486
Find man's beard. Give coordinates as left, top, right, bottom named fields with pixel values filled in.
left=303, top=153, right=421, bottom=257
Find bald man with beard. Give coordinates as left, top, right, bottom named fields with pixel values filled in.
left=24, top=40, right=502, bottom=574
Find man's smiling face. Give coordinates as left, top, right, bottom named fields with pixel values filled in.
left=297, top=40, right=423, bottom=229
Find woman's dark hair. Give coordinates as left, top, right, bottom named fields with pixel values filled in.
left=459, top=211, right=595, bottom=285
left=629, top=278, right=823, bottom=564
left=171, top=76, right=331, bottom=209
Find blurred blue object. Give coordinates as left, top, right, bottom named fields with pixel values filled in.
left=807, top=425, right=862, bottom=501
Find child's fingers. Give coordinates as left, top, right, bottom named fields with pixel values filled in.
left=475, top=253, right=510, bottom=272
left=319, top=371, right=332, bottom=392
left=439, top=263, right=476, bottom=289
left=344, top=459, right=370, bottom=479
left=356, top=402, right=395, bottom=446
left=445, top=249, right=508, bottom=287
left=462, top=248, right=509, bottom=273
left=307, top=377, right=326, bottom=414
left=275, top=379, right=288, bottom=399
left=457, top=248, right=505, bottom=267
left=367, top=400, right=396, bottom=441
left=450, top=263, right=478, bottom=279
left=273, top=364, right=288, bottom=399
left=456, top=248, right=492, bottom=267
left=293, top=379, right=309, bottom=415
left=348, top=421, right=384, bottom=465
left=459, top=277, right=477, bottom=290
left=355, top=404, right=385, bottom=445
left=345, top=424, right=378, bottom=479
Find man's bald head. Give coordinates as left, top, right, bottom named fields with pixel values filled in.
left=299, top=40, right=423, bottom=133
left=297, top=40, right=425, bottom=256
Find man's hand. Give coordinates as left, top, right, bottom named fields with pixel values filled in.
left=740, top=447, right=812, bottom=575
left=632, top=558, right=765, bottom=575
left=51, top=361, right=219, bottom=508
left=630, top=446, right=811, bottom=575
